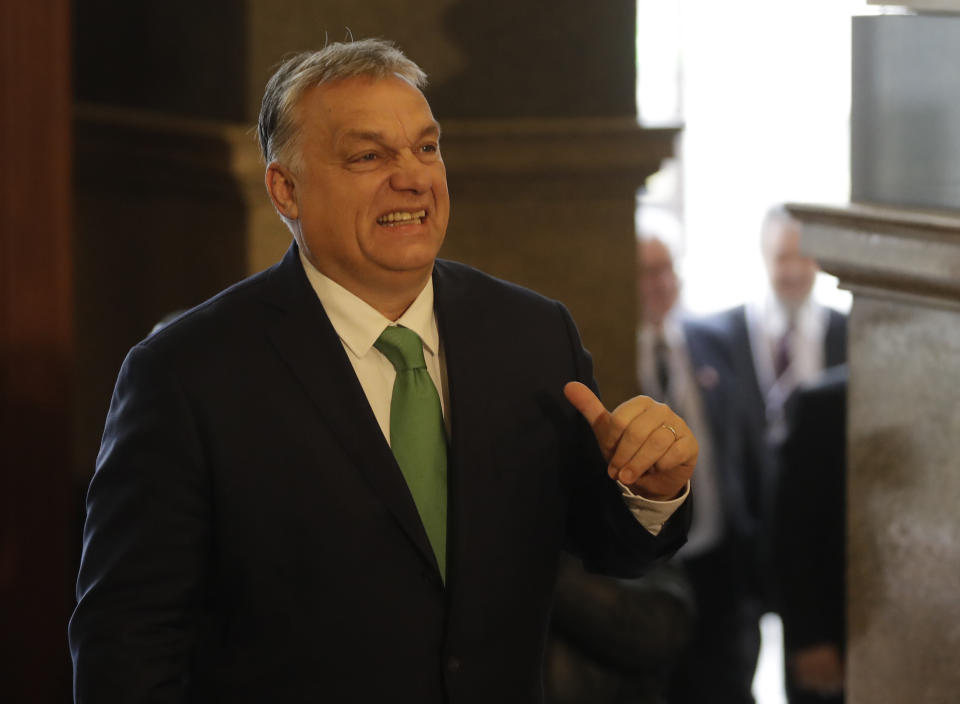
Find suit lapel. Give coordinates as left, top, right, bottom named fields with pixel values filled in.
left=432, top=261, right=495, bottom=583
left=261, top=245, right=439, bottom=572
left=728, top=307, right=767, bottom=427
left=683, top=323, right=728, bottom=458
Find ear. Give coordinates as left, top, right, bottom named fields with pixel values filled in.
left=265, top=162, right=300, bottom=220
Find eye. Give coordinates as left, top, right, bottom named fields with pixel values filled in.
left=419, top=143, right=440, bottom=158
left=346, top=151, right=383, bottom=170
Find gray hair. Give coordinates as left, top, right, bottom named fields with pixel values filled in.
left=760, top=203, right=800, bottom=254
left=635, top=204, right=684, bottom=262
left=257, top=38, right=428, bottom=171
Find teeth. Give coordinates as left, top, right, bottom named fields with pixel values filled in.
left=378, top=209, right=427, bottom=225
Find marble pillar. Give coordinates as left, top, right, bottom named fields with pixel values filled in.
left=788, top=202, right=960, bottom=703
left=785, top=15, right=960, bottom=700
left=782, top=13, right=960, bottom=703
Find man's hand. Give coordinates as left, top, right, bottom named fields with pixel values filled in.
left=790, top=643, right=844, bottom=696
left=563, top=381, right=697, bottom=500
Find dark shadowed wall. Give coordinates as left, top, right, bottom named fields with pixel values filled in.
left=1, top=2, right=75, bottom=701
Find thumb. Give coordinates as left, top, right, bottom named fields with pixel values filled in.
left=563, top=381, right=608, bottom=427
left=564, top=381, right=618, bottom=464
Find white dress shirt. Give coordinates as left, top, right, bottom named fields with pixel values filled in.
left=298, top=251, right=684, bottom=535
left=300, top=253, right=446, bottom=443
left=638, top=313, right=723, bottom=556
left=746, top=293, right=830, bottom=442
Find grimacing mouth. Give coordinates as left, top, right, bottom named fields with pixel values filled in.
left=377, top=209, right=427, bottom=226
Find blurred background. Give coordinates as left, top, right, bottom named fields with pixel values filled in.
left=3, top=1, right=959, bottom=703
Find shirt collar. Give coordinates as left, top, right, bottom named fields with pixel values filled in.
left=759, top=290, right=824, bottom=339
left=298, top=249, right=438, bottom=358
left=639, top=306, right=685, bottom=348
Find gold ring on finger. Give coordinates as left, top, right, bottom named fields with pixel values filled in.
left=660, top=423, right=679, bottom=441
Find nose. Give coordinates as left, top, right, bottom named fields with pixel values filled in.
left=389, top=150, right=432, bottom=194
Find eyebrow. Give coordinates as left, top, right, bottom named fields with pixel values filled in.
left=339, top=122, right=442, bottom=146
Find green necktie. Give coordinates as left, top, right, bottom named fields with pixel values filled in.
left=374, top=325, right=448, bottom=579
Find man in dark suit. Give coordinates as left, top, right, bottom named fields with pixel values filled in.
left=709, top=205, right=847, bottom=460
left=635, top=218, right=763, bottom=704
left=772, top=366, right=847, bottom=704
left=696, top=207, right=846, bottom=587
left=68, top=40, right=696, bottom=703
left=695, top=206, right=846, bottom=699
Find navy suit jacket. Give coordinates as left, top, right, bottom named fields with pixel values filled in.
left=69, top=244, right=689, bottom=703
left=709, top=304, right=847, bottom=457
left=681, top=317, right=763, bottom=555
left=691, top=304, right=846, bottom=606
left=773, top=365, right=847, bottom=654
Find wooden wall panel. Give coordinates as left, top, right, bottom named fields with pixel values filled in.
left=1, top=1, right=75, bottom=701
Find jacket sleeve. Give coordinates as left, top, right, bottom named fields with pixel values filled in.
left=69, top=342, right=211, bottom=703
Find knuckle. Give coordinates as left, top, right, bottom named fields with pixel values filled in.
left=626, top=454, right=653, bottom=475
left=650, top=436, right=673, bottom=457
left=648, top=399, right=670, bottom=416
left=624, top=423, right=647, bottom=446
left=607, top=414, right=629, bottom=436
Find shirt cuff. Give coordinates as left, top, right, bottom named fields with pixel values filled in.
left=618, top=481, right=690, bottom=536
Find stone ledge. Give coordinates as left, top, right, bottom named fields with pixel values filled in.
left=786, top=201, right=960, bottom=311
left=441, top=118, right=679, bottom=178
left=74, top=104, right=678, bottom=197
left=74, top=103, right=264, bottom=198
left=867, top=0, right=960, bottom=13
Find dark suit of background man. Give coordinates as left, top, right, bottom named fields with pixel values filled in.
left=698, top=205, right=846, bottom=698
left=68, top=39, right=698, bottom=703
left=634, top=211, right=763, bottom=704
left=708, top=205, right=846, bottom=477
left=702, top=206, right=846, bottom=586
left=773, top=366, right=847, bottom=704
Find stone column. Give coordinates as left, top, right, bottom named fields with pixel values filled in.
left=786, top=203, right=960, bottom=704
left=784, top=10, right=960, bottom=702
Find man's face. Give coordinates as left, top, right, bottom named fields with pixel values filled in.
left=284, top=75, right=450, bottom=304
left=639, top=238, right=679, bottom=327
left=763, top=220, right=817, bottom=308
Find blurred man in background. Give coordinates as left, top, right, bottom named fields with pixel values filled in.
left=636, top=207, right=764, bottom=704
left=711, top=205, right=847, bottom=452
left=693, top=204, right=848, bottom=702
